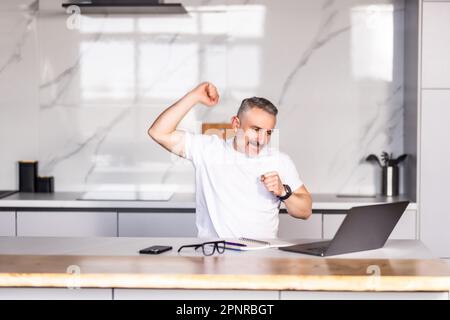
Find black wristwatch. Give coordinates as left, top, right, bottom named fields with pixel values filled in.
left=278, top=184, right=292, bottom=201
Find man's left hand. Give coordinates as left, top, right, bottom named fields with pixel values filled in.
left=260, top=171, right=285, bottom=197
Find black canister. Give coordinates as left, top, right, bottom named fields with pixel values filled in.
left=18, top=161, right=38, bottom=192
left=36, top=176, right=54, bottom=193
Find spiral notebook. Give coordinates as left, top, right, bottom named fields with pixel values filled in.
left=225, top=237, right=293, bottom=251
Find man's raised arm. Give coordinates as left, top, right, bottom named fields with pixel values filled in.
left=148, top=82, right=219, bottom=157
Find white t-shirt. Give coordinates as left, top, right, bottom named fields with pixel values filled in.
left=184, top=132, right=303, bottom=239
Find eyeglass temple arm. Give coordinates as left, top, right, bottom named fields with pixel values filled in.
left=177, top=244, right=203, bottom=252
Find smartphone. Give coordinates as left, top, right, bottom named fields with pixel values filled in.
left=139, top=245, right=172, bottom=254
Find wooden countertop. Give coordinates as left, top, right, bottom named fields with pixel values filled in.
left=1, top=254, right=449, bottom=292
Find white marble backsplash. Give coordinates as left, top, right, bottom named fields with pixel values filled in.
left=0, top=0, right=406, bottom=195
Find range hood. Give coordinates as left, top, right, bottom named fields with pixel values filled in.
left=62, top=0, right=187, bottom=14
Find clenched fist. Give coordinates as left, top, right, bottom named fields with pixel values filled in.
left=190, top=82, right=219, bottom=107
left=260, top=171, right=286, bottom=197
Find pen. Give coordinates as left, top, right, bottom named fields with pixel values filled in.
left=225, top=241, right=247, bottom=247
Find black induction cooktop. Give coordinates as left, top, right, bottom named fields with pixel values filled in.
left=0, top=191, right=17, bottom=199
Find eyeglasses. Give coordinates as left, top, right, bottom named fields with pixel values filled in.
left=177, top=241, right=226, bottom=256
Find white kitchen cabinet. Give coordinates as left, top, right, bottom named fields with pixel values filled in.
left=422, top=2, right=450, bottom=88
left=322, top=210, right=416, bottom=240
left=322, top=214, right=345, bottom=239
left=278, top=213, right=322, bottom=239
left=17, top=211, right=117, bottom=237
left=118, top=212, right=197, bottom=237
left=0, top=211, right=15, bottom=236
left=119, top=212, right=322, bottom=239
left=389, top=210, right=417, bottom=239
left=280, top=291, right=448, bottom=300
left=0, top=288, right=112, bottom=300
left=420, top=90, right=450, bottom=257
left=113, top=289, right=278, bottom=300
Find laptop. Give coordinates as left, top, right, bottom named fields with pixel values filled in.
left=279, top=201, right=410, bottom=257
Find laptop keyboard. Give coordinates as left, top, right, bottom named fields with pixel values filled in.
left=279, top=240, right=332, bottom=256
left=303, top=241, right=331, bottom=249
left=306, top=246, right=328, bottom=251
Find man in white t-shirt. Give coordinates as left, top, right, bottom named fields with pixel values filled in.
left=148, top=82, right=312, bottom=238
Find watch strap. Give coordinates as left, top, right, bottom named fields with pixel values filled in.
left=278, top=184, right=292, bottom=201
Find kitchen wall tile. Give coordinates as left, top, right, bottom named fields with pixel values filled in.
left=0, top=0, right=406, bottom=195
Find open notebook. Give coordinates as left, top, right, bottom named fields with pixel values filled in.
left=225, top=237, right=294, bottom=251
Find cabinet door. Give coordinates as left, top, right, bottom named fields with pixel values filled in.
left=17, top=211, right=117, bottom=237
left=0, top=288, right=112, bottom=300
left=389, top=209, right=417, bottom=239
left=114, top=289, right=278, bottom=300
left=280, top=291, right=448, bottom=300
left=278, top=213, right=322, bottom=239
left=119, top=212, right=197, bottom=237
left=322, top=214, right=345, bottom=240
left=323, top=210, right=416, bottom=240
left=420, top=90, right=450, bottom=257
left=0, top=211, right=15, bottom=236
left=422, top=2, right=450, bottom=88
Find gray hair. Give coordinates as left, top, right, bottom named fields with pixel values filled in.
left=237, top=97, right=278, bottom=118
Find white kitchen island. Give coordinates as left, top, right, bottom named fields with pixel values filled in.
left=0, top=237, right=449, bottom=300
